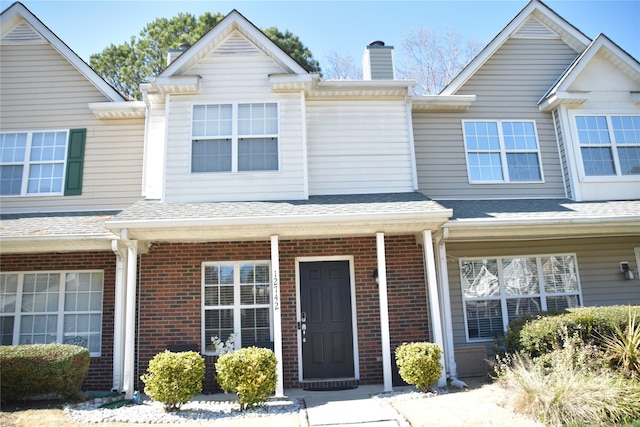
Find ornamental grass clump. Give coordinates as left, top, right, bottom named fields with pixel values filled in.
left=140, top=350, right=205, bottom=412
left=497, top=331, right=640, bottom=426
left=215, top=346, right=277, bottom=411
left=395, top=342, right=443, bottom=392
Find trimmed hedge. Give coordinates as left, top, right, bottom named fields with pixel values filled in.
left=215, top=347, right=277, bottom=411
left=141, top=350, right=205, bottom=412
left=395, top=342, right=443, bottom=392
left=505, top=305, right=640, bottom=357
left=0, top=343, right=90, bottom=402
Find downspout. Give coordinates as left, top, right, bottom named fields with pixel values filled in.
left=110, top=240, right=127, bottom=392
left=435, top=228, right=458, bottom=380
left=120, top=228, right=138, bottom=399
left=422, top=230, right=447, bottom=388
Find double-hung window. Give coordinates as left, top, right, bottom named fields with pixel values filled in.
left=0, top=271, right=103, bottom=356
left=0, top=129, right=86, bottom=196
left=575, top=115, right=640, bottom=176
left=460, top=254, right=581, bottom=341
left=192, top=103, right=278, bottom=173
left=202, top=261, right=272, bottom=354
left=463, top=120, right=543, bottom=183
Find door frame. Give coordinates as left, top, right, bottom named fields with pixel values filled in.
left=295, top=255, right=360, bottom=382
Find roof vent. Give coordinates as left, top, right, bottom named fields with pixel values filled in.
left=363, top=41, right=395, bottom=80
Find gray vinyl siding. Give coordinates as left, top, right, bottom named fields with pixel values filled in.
left=445, top=236, right=640, bottom=348
left=415, top=37, right=579, bottom=199
left=0, top=43, right=144, bottom=213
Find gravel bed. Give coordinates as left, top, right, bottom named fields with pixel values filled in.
left=64, top=396, right=301, bottom=424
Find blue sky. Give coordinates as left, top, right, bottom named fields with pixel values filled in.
left=4, top=0, right=640, bottom=69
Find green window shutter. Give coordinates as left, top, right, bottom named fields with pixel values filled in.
left=64, top=128, right=86, bottom=196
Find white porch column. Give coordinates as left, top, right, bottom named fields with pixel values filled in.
left=270, top=235, right=284, bottom=397
left=376, top=232, right=393, bottom=392
left=121, top=229, right=138, bottom=399
left=422, top=230, right=447, bottom=387
left=111, top=240, right=127, bottom=392
left=436, top=231, right=457, bottom=379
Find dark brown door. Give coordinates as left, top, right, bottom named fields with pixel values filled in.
left=300, top=260, right=354, bottom=379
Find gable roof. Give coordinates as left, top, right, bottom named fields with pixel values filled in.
left=440, top=0, right=591, bottom=96
left=159, top=9, right=311, bottom=78
left=0, top=2, right=126, bottom=102
left=539, top=33, right=640, bottom=111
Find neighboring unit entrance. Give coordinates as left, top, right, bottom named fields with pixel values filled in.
left=299, top=260, right=355, bottom=379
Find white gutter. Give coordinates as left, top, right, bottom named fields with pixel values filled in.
left=422, top=231, right=447, bottom=388
left=110, top=240, right=126, bottom=392
left=120, top=229, right=138, bottom=400
left=376, top=233, right=393, bottom=392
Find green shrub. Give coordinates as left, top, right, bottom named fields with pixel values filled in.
left=505, top=305, right=640, bottom=358
left=140, top=350, right=205, bottom=412
left=395, top=342, right=443, bottom=392
left=215, top=347, right=277, bottom=410
left=497, top=334, right=640, bottom=426
left=0, top=343, right=90, bottom=402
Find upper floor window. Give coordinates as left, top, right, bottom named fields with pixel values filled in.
left=460, top=254, right=581, bottom=342
left=202, top=261, right=272, bottom=355
left=192, top=103, right=278, bottom=174
left=0, top=129, right=86, bottom=197
left=575, top=115, right=640, bottom=176
left=463, top=121, right=543, bottom=183
left=0, top=271, right=103, bottom=356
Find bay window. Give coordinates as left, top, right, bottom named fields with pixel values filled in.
left=460, top=254, right=581, bottom=341
left=0, top=271, right=103, bottom=355
left=202, top=261, right=272, bottom=354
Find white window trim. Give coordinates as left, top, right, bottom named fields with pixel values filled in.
left=0, top=129, right=69, bottom=197
left=460, top=253, right=582, bottom=343
left=190, top=102, right=281, bottom=175
left=200, top=260, right=273, bottom=356
left=462, top=120, right=545, bottom=184
left=0, top=270, right=103, bottom=356
left=569, top=112, right=640, bottom=182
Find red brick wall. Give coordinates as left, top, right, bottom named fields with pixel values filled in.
left=0, top=251, right=116, bottom=391
left=135, top=235, right=430, bottom=389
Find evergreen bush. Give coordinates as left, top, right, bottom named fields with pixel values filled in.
left=140, top=350, right=205, bottom=412
left=0, top=343, right=90, bottom=402
left=395, top=342, right=443, bottom=392
left=505, top=305, right=639, bottom=357
left=215, top=346, right=277, bottom=410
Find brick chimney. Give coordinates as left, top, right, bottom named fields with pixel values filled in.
left=362, top=41, right=395, bottom=80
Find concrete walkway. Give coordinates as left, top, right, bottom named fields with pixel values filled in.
left=286, top=385, right=410, bottom=427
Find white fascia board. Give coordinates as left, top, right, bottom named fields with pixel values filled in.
left=0, top=237, right=115, bottom=254
left=539, top=91, right=589, bottom=112
left=1, top=3, right=126, bottom=102
left=106, top=209, right=453, bottom=231
left=412, top=95, right=476, bottom=112
left=89, top=101, right=146, bottom=119
left=445, top=216, right=640, bottom=240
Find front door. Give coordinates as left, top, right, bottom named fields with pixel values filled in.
left=300, top=260, right=354, bottom=379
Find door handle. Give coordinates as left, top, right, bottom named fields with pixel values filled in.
left=301, top=312, right=307, bottom=322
